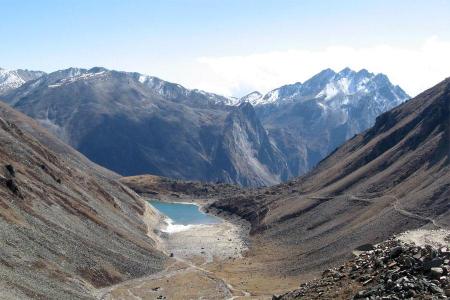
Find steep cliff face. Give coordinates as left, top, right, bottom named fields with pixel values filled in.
left=211, top=102, right=289, bottom=186
left=0, top=102, right=166, bottom=299
left=212, top=78, right=449, bottom=277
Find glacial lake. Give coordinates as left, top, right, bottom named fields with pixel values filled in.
left=149, top=200, right=222, bottom=226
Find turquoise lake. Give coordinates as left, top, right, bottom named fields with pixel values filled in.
left=149, top=200, right=221, bottom=225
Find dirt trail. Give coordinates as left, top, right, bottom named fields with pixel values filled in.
left=175, top=255, right=251, bottom=299
left=96, top=252, right=245, bottom=300
left=348, top=194, right=442, bottom=228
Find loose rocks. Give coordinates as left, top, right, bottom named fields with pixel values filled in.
left=275, top=232, right=450, bottom=299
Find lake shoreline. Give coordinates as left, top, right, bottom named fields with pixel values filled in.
left=146, top=197, right=251, bottom=263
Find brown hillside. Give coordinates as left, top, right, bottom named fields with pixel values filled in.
left=0, top=102, right=166, bottom=299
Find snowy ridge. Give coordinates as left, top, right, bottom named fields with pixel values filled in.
left=0, top=67, right=45, bottom=93
left=238, top=68, right=409, bottom=109
left=48, top=70, right=107, bottom=88
left=138, top=73, right=239, bottom=105
left=239, top=91, right=263, bottom=105
left=7, top=66, right=238, bottom=107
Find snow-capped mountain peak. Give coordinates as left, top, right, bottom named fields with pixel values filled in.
left=239, top=91, right=263, bottom=105
left=0, top=67, right=45, bottom=93
left=248, top=68, right=409, bottom=110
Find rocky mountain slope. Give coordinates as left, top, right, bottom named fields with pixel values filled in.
left=0, top=67, right=287, bottom=187
left=211, top=77, right=449, bottom=279
left=0, top=101, right=166, bottom=299
left=0, top=67, right=44, bottom=93
left=240, top=68, right=410, bottom=176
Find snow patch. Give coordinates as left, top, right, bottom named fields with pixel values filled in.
left=138, top=74, right=148, bottom=83
left=47, top=70, right=107, bottom=88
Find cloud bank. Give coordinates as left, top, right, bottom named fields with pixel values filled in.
left=190, top=37, right=450, bottom=97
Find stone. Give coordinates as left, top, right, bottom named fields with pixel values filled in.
left=423, top=258, right=443, bottom=270
left=413, top=253, right=422, bottom=259
left=430, top=267, right=444, bottom=279
left=390, top=246, right=403, bottom=259
left=5, top=164, right=15, bottom=177
left=445, top=288, right=450, bottom=297
left=387, top=262, right=397, bottom=268
left=5, top=179, right=19, bottom=195
left=429, top=284, right=444, bottom=294
left=374, top=259, right=384, bottom=269
left=356, top=244, right=376, bottom=251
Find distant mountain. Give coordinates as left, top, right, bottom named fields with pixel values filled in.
left=240, top=68, right=410, bottom=176
left=0, top=67, right=45, bottom=93
left=1, top=66, right=409, bottom=186
left=1, top=67, right=286, bottom=186
left=139, top=74, right=239, bottom=106
left=212, top=77, right=449, bottom=280
left=240, top=68, right=407, bottom=108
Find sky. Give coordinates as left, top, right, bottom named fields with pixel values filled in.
left=1, top=0, right=450, bottom=97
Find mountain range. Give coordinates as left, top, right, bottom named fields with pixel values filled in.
left=0, top=66, right=409, bottom=186
left=241, top=68, right=409, bottom=176
left=0, top=64, right=448, bottom=298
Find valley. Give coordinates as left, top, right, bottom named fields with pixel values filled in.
left=96, top=196, right=309, bottom=300
left=0, top=69, right=448, bottom=299
left=97, top=198, right=259, bottom=299
left=3, top=2, right=450, bottom=299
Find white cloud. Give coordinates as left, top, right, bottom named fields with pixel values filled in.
left=188, top=37, right=450, bottom=97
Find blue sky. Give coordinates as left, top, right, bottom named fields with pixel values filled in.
left=2, top=0, right=450, bottom=96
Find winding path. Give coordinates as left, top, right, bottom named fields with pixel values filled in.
left=96, top=254, right=251, bottom=300
left=348, top=194, right=442, bottom=228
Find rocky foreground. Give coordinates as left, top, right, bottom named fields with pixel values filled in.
left=275, top=230, right=450, bottom=299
